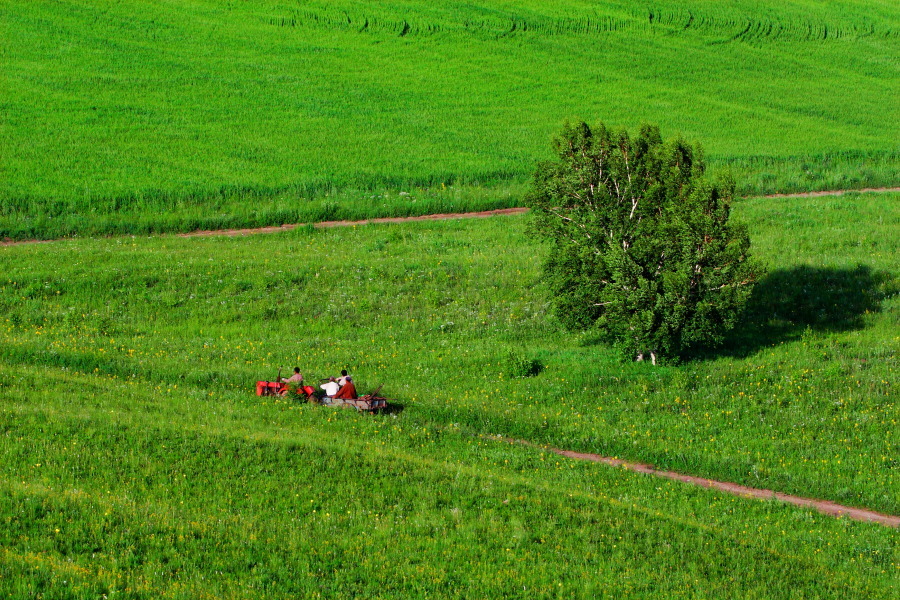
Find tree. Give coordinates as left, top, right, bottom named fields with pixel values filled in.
left=526, top=121, right=760, bottom=364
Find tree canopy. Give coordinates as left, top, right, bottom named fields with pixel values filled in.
left=527, top=122, right=760, bottom=363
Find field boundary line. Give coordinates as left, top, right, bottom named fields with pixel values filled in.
left=491, top=436, right=900, bottom=528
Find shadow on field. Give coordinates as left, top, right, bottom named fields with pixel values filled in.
left=377, top=402, right=406, bottom=416
left=690, top=265, right=896, bottom=360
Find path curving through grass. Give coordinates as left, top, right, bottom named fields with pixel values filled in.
left=2, top=187, right=898, bottom=247
left=494, top=437, right=900, bottom=528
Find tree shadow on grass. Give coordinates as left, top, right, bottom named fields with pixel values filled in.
left=687, top=264, right=896, bottom=361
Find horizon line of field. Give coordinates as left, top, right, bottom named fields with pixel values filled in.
left=2, top=187, right=898, bottom=248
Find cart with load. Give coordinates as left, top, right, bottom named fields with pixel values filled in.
left=255, top=372, right=389, bottom=413
left=322, top=384, right=389, bottom=413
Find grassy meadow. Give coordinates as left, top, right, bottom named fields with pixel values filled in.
left=2, top=0, right=899, bottom=239
left=1, top=193, right=897, bottom=596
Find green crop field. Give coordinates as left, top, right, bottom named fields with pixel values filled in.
left=1, top=193, right=897, bottom=597
left=2, top=0, right=899, bottom=596
left=2, top=0, right=899, bottom=239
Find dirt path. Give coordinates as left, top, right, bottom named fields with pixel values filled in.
left=175, top=207, right=529, bottom=240
left=3, top=187, right=898, bottom=247
left=495, top=437, right=899, bottom=527
left=155, top=186, right=900, bottom=241
left=762, top=186, right=900, bottom=198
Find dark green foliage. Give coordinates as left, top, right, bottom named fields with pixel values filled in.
left=528, top=122, right=761, bottom=361
left=283, top=382, right=310, bottom=403
left=504, top=349, right=543, bottom=378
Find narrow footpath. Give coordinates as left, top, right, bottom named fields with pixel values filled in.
left=176, top=207, right=529, bottom=240
left=495, top=437, right=900, bottom=528
left=174, top=186, right=900, bottom=240
left=2, top=187, right=898, bottom=247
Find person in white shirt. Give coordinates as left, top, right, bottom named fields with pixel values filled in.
left=320, top=377, right=339, bottom=399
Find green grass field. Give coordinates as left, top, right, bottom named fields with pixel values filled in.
left=1, top=193, right=897, bottom=597
left=2, top=0, right=899, bottom=239
left=2, top=0, right=898, bottom=595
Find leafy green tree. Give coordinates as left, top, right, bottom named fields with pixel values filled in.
left=527, top=122, right=760, bottom=364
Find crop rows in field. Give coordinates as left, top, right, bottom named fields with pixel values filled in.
left=268, top=3, right=897, bottom=42
left=269, top=11, right=630, bottom=38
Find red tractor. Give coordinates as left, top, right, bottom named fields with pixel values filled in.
left=256, top=369, right=315, bottom=399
